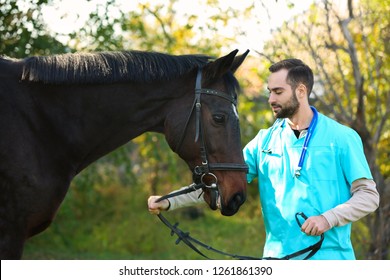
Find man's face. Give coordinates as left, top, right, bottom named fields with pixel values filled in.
left=267, top=69, right=299, bottom=119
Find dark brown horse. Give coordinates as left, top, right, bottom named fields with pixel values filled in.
left=0, top=49, right=249, bottom=259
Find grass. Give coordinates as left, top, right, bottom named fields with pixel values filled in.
left=22, top=183, right=264, bottom=260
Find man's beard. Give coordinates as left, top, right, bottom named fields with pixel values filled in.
left=272, top=93, right=300, bottom=119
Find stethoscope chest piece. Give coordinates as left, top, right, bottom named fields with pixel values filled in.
left=294, top=167, right=302, bottom=178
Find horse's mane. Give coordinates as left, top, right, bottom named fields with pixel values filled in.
left=21, top=51, right=211, bottom=84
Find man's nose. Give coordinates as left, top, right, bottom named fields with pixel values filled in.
left=268, top=92, right=276, bottom=104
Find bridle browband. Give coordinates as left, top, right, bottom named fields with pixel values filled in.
left=175, top=67, right=248, bottom=188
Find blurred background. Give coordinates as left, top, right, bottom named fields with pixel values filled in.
left=1, top=0, right=388, bottom=259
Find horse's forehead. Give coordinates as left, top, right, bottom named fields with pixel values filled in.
left=208, top=79, right=239, bottom=120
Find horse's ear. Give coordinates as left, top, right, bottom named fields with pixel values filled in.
left=202, top=49, right=239, bottom=84
left=230, top=49, right=250, bottom=73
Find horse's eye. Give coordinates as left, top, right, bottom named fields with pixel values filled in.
left=213, top=114, right=226, bottom=124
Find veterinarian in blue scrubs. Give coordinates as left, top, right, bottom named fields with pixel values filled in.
left=148, top=58, right=379, bottom=260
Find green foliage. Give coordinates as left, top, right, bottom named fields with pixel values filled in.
left=65, top=0, right=245, bottom=55
left=0, top=0, right=68, bottom=56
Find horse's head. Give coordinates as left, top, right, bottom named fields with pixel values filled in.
left=164, top=50, right=249, bottom=216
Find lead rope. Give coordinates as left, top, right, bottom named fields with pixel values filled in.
left=156, top=213, right=261, bottom=260
left=155, top=192, right=324, bottom=260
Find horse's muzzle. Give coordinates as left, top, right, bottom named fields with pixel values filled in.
left=220, top=191, right=246, bottom=216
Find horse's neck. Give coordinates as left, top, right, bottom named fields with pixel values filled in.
left=0, top=57, right=23, bottom=78
left=36, top=82, right=175, bottom=173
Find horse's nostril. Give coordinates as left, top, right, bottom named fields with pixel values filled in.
left=222, top=192, right=246, bottom=216
left=233, top=192, right=246, bottom=207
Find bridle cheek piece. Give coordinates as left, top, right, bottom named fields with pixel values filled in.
left=175, top=67, right=248, bottom=199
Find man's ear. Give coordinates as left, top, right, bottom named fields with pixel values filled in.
left=296, top=84, right=308, bottom=99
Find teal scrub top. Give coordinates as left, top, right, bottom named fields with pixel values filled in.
left=243, top=108, right=373, bottom=260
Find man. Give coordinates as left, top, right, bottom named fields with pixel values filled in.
left=148, top=59, right=379, bottom=259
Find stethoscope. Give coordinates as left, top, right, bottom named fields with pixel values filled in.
left=261, top=106, right=319, bottom=178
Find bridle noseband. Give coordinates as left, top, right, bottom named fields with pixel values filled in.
left=175, top=68, right=248, bottom=189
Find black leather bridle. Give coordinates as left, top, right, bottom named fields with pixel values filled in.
left=155, top=68, right=324, bottom=260
left=175, top=67, right=248, bottom=192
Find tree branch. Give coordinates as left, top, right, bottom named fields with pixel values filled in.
left=140, top=3, right=174, bottom=46
left=323, top=0, right=353, bottom=115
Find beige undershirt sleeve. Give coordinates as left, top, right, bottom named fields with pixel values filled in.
left=167, top=186, right=205, bottom=211
left=321, top=178, right=380, bottom=228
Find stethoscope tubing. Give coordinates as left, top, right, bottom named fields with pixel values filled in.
left=261, top=106, right=319, bottom=178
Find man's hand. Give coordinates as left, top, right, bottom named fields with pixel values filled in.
left=301, top=215, right=331, bottom=236
left=148, top=196, right=170, bottom=215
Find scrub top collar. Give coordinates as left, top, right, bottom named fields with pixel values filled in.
left=261, top=106, right=319, bottom=178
